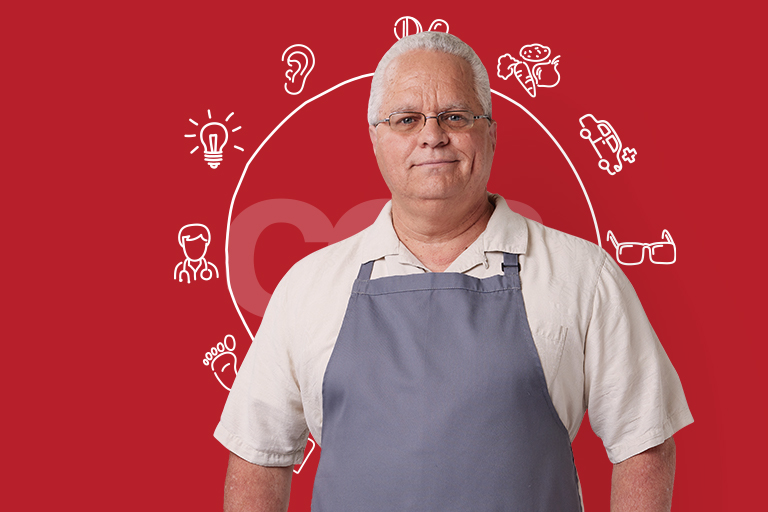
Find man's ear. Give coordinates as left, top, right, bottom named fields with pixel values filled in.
left=489, top=121, right=498, bottom=153
left=368, top=124, right=378, bottom=154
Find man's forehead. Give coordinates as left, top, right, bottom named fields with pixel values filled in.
left=381, top=50, right=478, bottom=111
left=385, top=99, right=475, bottom=113
left=388, top=49, right=467, bottom=72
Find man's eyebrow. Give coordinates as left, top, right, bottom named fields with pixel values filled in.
left=388, top=105, right=420, bottom=113
left=388, top=103, right=473, bottom=113
left=440, top=103, right=472, bottom=111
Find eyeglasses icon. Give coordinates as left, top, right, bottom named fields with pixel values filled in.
left=606, top=229, right=676, bottom=266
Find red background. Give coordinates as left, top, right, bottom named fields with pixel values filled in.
left=5, top=1, right=765, bottom=510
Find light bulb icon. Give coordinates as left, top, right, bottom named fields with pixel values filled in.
left=200, top=122, right=228, bottom=169
left=185, top=110, right=245, bottom=169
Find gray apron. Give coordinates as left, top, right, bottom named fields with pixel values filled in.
left=312, top=253, right=581, bottom=511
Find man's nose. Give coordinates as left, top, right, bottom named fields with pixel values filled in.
left=419, top=116, right=449, bottom=147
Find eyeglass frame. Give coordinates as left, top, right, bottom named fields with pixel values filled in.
left=606, top=229, right=676, bottom=265
left=372, top=110, right=494, bottom=132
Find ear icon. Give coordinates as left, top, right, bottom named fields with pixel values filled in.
left=282, top=44, right=315, bottom=96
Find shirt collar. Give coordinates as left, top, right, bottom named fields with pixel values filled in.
left=482, top=193, right=529, bottom=255
left=360, top=200, right=400, bottom=264
left=359, top=193, right=529, bottom=268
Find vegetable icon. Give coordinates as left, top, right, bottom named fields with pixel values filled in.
left=497, top=44, right=561, bottom=98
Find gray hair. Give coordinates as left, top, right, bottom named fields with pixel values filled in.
left=367, top=32, right=492, bottom=125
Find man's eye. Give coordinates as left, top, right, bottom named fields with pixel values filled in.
left=397, top=116, right=416, bottom=125
left=445, top=113, right=469, bottom=123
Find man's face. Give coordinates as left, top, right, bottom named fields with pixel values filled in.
left=182, top=235, right=209, bottom=261
left=369, top=50, right=497, bottom=205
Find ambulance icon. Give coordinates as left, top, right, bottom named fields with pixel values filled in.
left=578, top=114, right=637, bottom=175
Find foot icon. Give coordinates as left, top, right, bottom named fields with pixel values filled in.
left=203, top=335, right=238, bottom=391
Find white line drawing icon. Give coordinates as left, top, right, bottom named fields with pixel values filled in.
left=225, top=74, right=601, bottom=334
left=578, top=113, right=637, bottom=175
left=294, top=437, right=316, bottom=474
left=174, top=223, right=219, bottom=283
left=427, top=19, right=449, bottom=32
left=394, top=16, right=422, bottom=39
left=186, top=110, right=244, bottom=169
left=497, top=44, right=561, bottom=98
left=622, top=147, right=637, bottom=163
left=282, top=44, right=315, bottom=96
left=200, top=122, right=227, bottom=168
left=393, top=16, right=450, bottom=40
left=203, top=335, right=238, bottom=391
left=607, top=229, right=676, bottom=265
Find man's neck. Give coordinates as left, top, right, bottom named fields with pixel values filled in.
left=391, top=193, right=494, bottom=272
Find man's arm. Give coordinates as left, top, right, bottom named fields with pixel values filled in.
left=223, top=452, right=293, bottom=512
left=610, top=436, right=676, bottom=512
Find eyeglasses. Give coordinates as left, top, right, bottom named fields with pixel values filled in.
left=607, top=229, right=676, bottom=265
left=373, top=110, right=493, bottom=133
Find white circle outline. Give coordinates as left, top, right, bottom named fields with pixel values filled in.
left=226, top=73, right=601, bottom=340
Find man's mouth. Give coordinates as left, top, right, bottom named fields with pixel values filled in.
left=413, top=159, right=459, bottom=167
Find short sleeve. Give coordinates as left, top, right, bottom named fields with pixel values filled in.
left=584, top=252, right=693, bottom=463
left=214, top=273, right=309, bottom=467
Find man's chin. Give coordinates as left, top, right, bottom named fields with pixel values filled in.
left=410, top=177, right=467, bottom=199
left=412, top=161, right=460, bottom=171
left=402, top=187, right=464, bottom=203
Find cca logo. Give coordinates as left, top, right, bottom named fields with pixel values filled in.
left=229, top=197, right=541, bottom=318
left=229, top=198, right=388, bottom=317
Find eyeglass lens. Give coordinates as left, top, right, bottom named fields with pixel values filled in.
left=649, top=243, right=675, bottom=264
left=617, top=244, right=645, bottom=265
left=617, top=243, right=675, bottom=265
left=388, top=111, right=475, bottom=133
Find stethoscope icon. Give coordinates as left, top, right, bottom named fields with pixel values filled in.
left=177, top=256, right=218, bottom=282
left=174, top=223, right=219, bottom=283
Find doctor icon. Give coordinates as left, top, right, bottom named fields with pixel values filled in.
left=174, top=223, right=219, bottom=283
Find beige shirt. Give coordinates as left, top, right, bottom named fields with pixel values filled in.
left=215, top=194, right=692, bottom=467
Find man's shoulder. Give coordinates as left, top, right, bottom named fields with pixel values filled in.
left=280, top=226, right=370, bottom=289
left=522, top=216, right=608, bottom=274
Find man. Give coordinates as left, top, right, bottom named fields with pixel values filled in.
left=215, top=32, right=692, bottom=511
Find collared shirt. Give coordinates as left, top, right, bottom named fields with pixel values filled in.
left=215, top=194, right=692, bottom=467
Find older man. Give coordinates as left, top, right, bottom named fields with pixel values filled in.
left=216, top=32, right=692, bottom=511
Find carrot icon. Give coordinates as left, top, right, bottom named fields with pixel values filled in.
left=496, top=46, right=559, bottom=98
left=513, top=61, right=536, bottom=97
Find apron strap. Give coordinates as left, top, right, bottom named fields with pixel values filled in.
left=502, top=252, right=522, bottom=287
left=357, top=260, right=375, bottom=281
